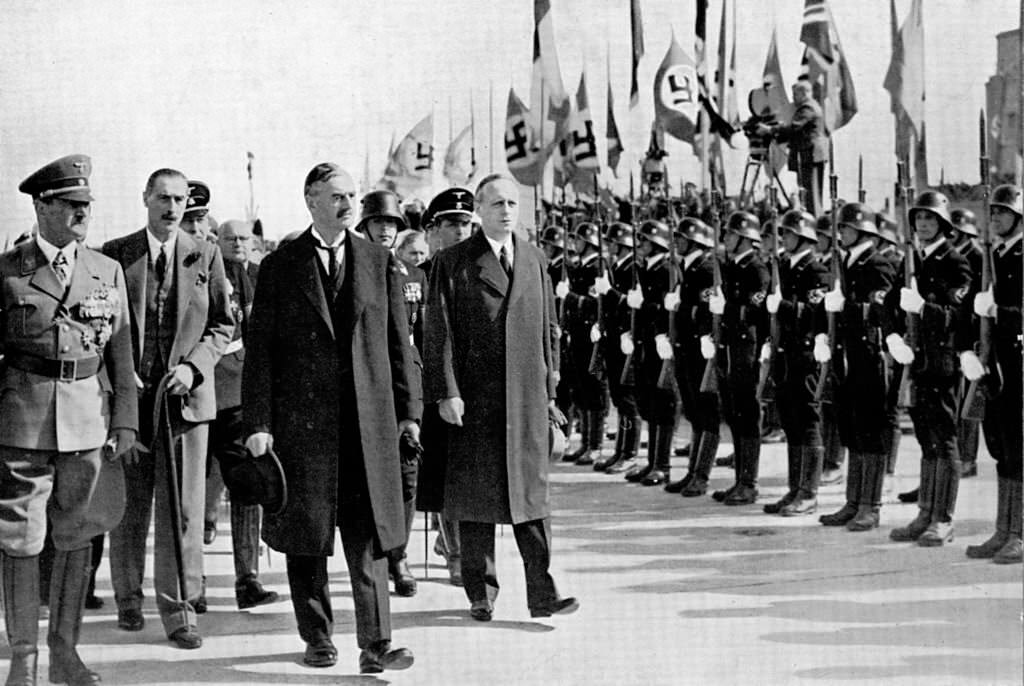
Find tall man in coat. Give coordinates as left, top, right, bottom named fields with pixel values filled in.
left=758, top=81, right=828, bottom=215
left=103, top=169, right=234, bottom=649
left=2, top=155, right=137, bottom=686
left=423, top=173, right=578, bottom=622
left=242, top=163, right=421, bottom=674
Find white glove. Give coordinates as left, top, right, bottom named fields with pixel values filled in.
left=959, top=350, right=985, bottom=381
left=589, top=323, right=601, bottom=343
left=700, top=334, right=716, bottom=360
left=708, top=287, right=726, bottom=315
left=593, top=274, right=612, bottom=296
left=886, top=333, right=915, bottom=365
left=245, top=432, right=273, bottom=457
left=824, top=280, right=845, bottom=313
left=620, top=332, right=634, bottom=355
left=663, top=288, right=681, bottom=312
left=813, top=333, right=831, bottom=363
left=766, top=287, right=782, bottom=314
left=626, top=286, right=644, bottom=309
left=974, top=287, right=996, bottom=318
left=555, top=280, right=570, bottom=299
left=655, top=333, right=673, bottom=360
left=759, top=342, right=772, bottom=363
left=900, top=278, right=925, bottom=315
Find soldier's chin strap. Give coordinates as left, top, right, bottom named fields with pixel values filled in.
left=152, top=374, right=191, bottom=613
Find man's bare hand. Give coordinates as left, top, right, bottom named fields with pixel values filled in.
left=399, top=419, right=421, bottom=445
left=165, top=364, right=195, bottom=395
left=439, top=397, right=464, bottom=426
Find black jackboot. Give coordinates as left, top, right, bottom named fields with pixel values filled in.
left=764, top=444, right=801, bottom=514
left=624, top=421, right=654, bottom=483
left=665, top=431, right=701, bottom=493
left=575, top=411, right=606, bottom=466
left=724, top=437, right=760, bottom=505
left=847, top=454, right=885, bottom=531
left=781, top=445, right=823, bottom=516
left=3, top=553, right=38, bottom=686
left=820, top=451, right=863, bottom=526
left=47, top=546, right=101, bottom=685
left=641, top=423, right=674, bottom=486
left=682, top=433, right=720, bottom=497
left=604, top=415, right=641, bottom=474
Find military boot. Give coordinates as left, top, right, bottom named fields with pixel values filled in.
left=575, top=411, right=606, bottom=466
left=604, top=415, right=641, bottom=474
left=764, top=444, right=800, bottom=514
left=682, top=433, right=720, bottom=497
left=665, top=431, right=701, bottom=493
left=820, top=451, right=863, bottom=526
left=781, top=445, right=823, bottom=516
left=641, top=423, right=674, bottom=486
left=3, top=553, right=39, bottom=686
left=594, top=416, right=626, bottom=471
left=563, top=412, right=588, bottom=462
left=47, top=547, right=101, bottom=685
left=967, top=477, right=1011, bottom=558
left=624, top=422, right=654, bottom=483
left=993, top=479, right=1022, bottom=565
left=724, top=437, right=760, bottom=506
left=847, top=454, right=885, bottom=531
left=890, top=459, right=935, bottom=542
left=919, top=457, right=960, bottom=547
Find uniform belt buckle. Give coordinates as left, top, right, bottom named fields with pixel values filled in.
left=59, top=359, right=77, bottom=382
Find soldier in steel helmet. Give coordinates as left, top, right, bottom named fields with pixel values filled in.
left=874, top=211, right=907, bottom=497
left=816, top=202, right=898, bottom=532
left=963, top=184, right=1022, bottom=564
left=950, top=207, right=983, bottom=480
left=762, top=210, right=830, bottom=516
left=888, top=191, right=972, bottom=547
left=814, top=211, right=848, bottom=487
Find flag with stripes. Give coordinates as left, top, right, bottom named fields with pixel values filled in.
left=799, top=0, right=857, bottom=133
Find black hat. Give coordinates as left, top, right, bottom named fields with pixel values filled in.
left=185, top=180, right=211, bottom=216
left=19, top=154, right=94, bottom=202
left=424, top=187, right=475, bottom=227
left=224, top=447, right=287, bottom=516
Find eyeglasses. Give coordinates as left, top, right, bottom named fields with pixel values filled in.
left=223, top=236, right=251, bottom=243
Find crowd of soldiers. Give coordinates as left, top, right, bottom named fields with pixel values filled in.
left=539, top=172, right=1022, bottom=563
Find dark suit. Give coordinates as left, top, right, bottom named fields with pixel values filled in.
left=423, top=231, right=563, bottom=611
left=103, top=228, right=233, bottom=637
left=242, top=229, right=421, bottom=649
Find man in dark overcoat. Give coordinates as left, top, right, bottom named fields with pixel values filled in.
left=423, top=173, right=578, bottom=622
left=242, top=163, right=421, bottom=674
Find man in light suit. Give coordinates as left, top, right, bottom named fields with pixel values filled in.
left=1, top=154, right=137, bottom=686
left=423, top=173, right=578, bottom=622
left=103, top=168, right=233, bottom=649
left=243, top=163, right=420, bottom=674
left=758, top=81, right=828, bottom=215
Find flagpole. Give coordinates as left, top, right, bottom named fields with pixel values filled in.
left=489, top=80, right=495, bottom=173
left=470, top=90, right=477, bottom=184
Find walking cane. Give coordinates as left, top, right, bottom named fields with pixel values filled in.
left=153, top=373, right=191, bottom=613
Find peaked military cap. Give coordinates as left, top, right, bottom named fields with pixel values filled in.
left=19, top=154, right=94, bottom=202
left=425, top=187, right=475, bottom=227
left=185, top=180, right=211, bottom=216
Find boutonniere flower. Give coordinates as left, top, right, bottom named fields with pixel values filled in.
left=184, top=251, right=201, bottom=268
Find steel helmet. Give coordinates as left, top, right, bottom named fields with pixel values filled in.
left=875, top=211, right=900, bottom=244
left=605, top=222, right=635, bottom=248
left=572, top=222, right=601, bottom=248
left=837, top=202, right=878, bottom=235
left=539, top=225, right=564, bottom=250
left=637, top=219, right=671, bottom=251
left=779, top=210, right=817, bottom=242
left=679, top=217, right=715, bottom=248
left=908, top=191, right=954, bottom=232
left=725, top=211, right=762, bottom=243
left=949, top=208, right=978, bottom=237
left=991, top=184, right=1023, bottom=218
left=357, top=190, right=408, bottom=232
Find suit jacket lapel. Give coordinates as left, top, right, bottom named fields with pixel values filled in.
left=24, top=243, right=66, bottom=301
left=64, top=247, right=103, bottom=308
left=296, top=230, right=335, bottom=339
left=345, top=232, right=371, bottom=331
left=506, top=234, right=529, bottom=308
left=175, top=231, right=199, bottom=336
left=472, top=231, right=508, bottom=295
left=123, top=229, right=149, bottom=355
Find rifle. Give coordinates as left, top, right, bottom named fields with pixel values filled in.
left=699, top=190, right=724, bottom=394
left=620, top=173, right=640, bottom=386
left=588, top=177, right=607, bottom=380
left=857, top=155, right=866, bottom=203
left=897, top=157, right=918, bottom=409
left=813, top=140, right=842, bottom=402
left=756, top=185, right=781, bottom=401
left=961, top=109, right=994, bottom=420
left=657, top=206, right=680, bottom=390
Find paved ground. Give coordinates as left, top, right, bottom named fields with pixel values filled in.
left=22, top=430, right=1023, bottom=685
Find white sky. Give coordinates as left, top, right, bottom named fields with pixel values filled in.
left=0, top=0, right=1018, bottom=243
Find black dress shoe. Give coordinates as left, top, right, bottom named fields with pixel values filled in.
left=359, top=640, right=414, bottom=674
left=117, top=608, right=144, bottom=631
left=168, top=627, right=203, bottom=649
left=304, top=638, right=338, bottom=667
left=624, top=463, right=652, bottom=482
left=898, top=487, right=919, bottom=503
left=389, top=559, right=418, bottom=597
left=673, top=443, right=692, bottom=457
left=711, top=483, right=738, bottom=503
left=469, top=599, right=493, bottom=621
left=84, top=594, right=104, bottom=610
left=664, top=473, right=694, bottom=493
left=724, top=485, right=758, bottom=506
left=236, top=578, right=280, bottom=609
left=640, top=469, right=669, bottom=486
left=530, top=596, right=580, bottom=618
left=715, top=453, right=734, bottom=467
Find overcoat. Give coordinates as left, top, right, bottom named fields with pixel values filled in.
left=242, top=229, right=422, bottom=556
left=423, top=231, right=557, bottom=524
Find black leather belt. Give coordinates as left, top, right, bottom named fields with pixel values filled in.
left=4, top=351, right=102, bottom=381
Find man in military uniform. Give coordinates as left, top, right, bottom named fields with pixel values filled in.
left=707, top=212, right=769, bottom=505
left=964, top=185, right=1023, bottom=564
left=888, top=192, right=971, bottom=547
left=763, top=211, right=829, bottom=515
left=815, top=213, right=847, bottom=486
left=357, top=189, right=423, bottom=597
left=593, top=222, right=642, bottom=474
left=661, top=218, right=720, bottom=495
left=180, top=181, right=215, bottom=242
left=950, top=208, right=983, bottom=479
left=817, top=203, right=897, bottom=532
left=1, top=155, right=137, bottom=685
left=875, top=212, right=906, bottom=496
left=561, top=222, right=609, bottom=466
left=623, top=219, right=679, bottom=486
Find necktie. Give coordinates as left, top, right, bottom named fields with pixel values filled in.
left=328, top=246, right=339, bottom=283
left=499, top=245, right=512, bottom=277
left=155, top=246, right=168, bottom=283
left=52, top=251, right=69, bottom=284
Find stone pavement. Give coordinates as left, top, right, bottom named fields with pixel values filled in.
left=24, top=433, right=1024, bottom=685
